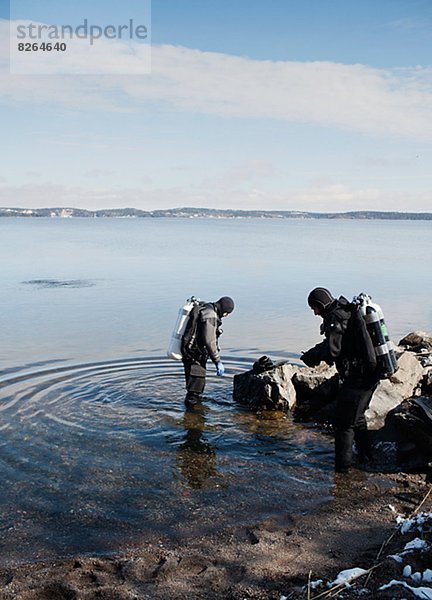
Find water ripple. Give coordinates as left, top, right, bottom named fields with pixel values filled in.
left=0, top=356, right=333, bottom=565
left=22, top=279, right=96, bottom=289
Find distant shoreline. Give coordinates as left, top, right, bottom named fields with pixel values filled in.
left=1, top=207, right=432, bottom=220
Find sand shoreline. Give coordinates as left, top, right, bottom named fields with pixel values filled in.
left=1, top=470, right=431, bottom=599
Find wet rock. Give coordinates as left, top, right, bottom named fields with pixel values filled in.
left=233, top=363, right=297, bottom=411
left=366, top=351, right=425, bottom=430
left=234, top=344, right=429, bottom=430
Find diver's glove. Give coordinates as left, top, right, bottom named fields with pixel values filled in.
left=252, top=355, right=275, bottom=374
left=216, top=362, right=225, bottom=376
left=301, top=348, right=320, bottom=368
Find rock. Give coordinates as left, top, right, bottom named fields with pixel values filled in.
left=233, top=363, right=297, bottom=411
left=233, top=346, right=428, bottom=429
left=366, top=351, right=425, bottom=430
left=388, top=395, right=432, bottom=462
left=398, top=331, right=432, bottom=368
left=292, top=364, right=339, bottom=419
left=422, top=369, right=432, bottom=394
left=399, top=331, right=432, bottom=349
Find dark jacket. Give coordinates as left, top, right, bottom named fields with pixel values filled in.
left=302, top=296, right=375, bottom=382
left=195, top=303, right=222, bottom=364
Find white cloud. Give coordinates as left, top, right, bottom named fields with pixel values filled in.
left=84, top=169, right=116, bottom=178
left=0, top=180, right=430, bottom=213
left=1, top=19, right=432, bottom=140
left=200, top=160, right=275, bottom=190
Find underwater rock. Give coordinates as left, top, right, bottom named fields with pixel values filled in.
left=233, top=362, right=297, bottom=411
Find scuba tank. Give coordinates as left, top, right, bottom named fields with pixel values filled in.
left=352, top=293, right=399, bottom=378
left=167, top=296, right=201, bottom=360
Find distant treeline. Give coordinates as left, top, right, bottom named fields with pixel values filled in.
left=1, top=207, right=432, bottom=220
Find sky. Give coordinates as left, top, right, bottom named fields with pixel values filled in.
left=1, top=0, right=432, bottom=212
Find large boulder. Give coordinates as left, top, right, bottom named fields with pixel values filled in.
left=366, top=351, right=425, bottom=429
left=233, top=362, right=297, bottom=411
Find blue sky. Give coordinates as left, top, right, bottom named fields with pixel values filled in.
left=1, top=0, right=431, bottom=211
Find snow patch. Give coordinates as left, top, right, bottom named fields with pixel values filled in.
left=379, top=580, right=432, bottom=599
left=328, top=567, right=368, bottom=588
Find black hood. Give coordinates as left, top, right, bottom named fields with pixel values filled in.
left=215, top=296, right=235, bottom=316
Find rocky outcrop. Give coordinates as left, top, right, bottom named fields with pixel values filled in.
left=233, top=332, right=432, bottom=430
left=233, top=331, right=432, bottom=470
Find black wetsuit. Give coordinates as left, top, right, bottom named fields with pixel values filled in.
left=182, top=303, right=222, bottom=401
left=302, top=296, right=379, bottom=471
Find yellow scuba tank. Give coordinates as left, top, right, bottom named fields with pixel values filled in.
left=353, top=293, right=398, bottom=378
left=167, top=296, right=201, bottom=360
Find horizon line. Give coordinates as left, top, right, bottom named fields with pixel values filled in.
left=1, top=206, right=432, bottom=215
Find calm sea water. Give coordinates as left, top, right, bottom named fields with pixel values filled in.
left=0, top=217, right=431, bottom=563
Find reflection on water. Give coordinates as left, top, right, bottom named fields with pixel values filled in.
left=0, top=356, right=333, bottom=565
left=176, top=407, right=218, bottom=489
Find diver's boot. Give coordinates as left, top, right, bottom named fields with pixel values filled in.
left=354, top=429, right=373, bottom=467
left=185, top=392, right=202, bottom=409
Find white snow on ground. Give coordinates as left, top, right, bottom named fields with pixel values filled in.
left=397, top=512, right=432, bottom=535
left=404, top=565, right=413, bottom=577
left=382, top=512, right=432, bottom=597
left=404, top=538, right=429, bottom=552
left=328, top=567, right=368, bottom=587
left=379, top=580, right=432, bottom=599
left=280, top=512, right=432, bottom=598
left=390, top=537, right=430, bottom=562
left=403, top=565, right=432, bottom=584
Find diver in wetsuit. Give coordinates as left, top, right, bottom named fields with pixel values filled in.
left=181, top=296, right=235, bottom=408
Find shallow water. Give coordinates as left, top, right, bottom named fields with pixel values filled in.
left=0, top=356, right=332, bottom=564
left=0, top=217, right=431, bottom=563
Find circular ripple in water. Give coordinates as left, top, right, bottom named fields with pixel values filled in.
left=0, top=357, right=333, bottom=564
